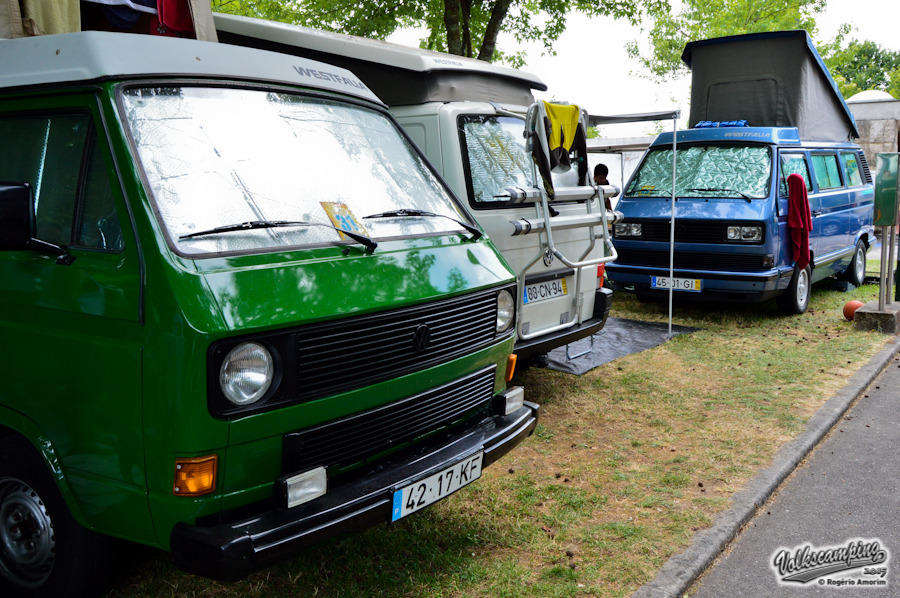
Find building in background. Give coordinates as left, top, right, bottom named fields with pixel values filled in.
left=847, top=90, right=900, bottom=165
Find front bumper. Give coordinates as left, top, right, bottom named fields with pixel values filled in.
left=514, top=287, right=613, bottom=360
left=606, top=264, right=787, bottom=301
left=170, top=400, right=539, bottom=582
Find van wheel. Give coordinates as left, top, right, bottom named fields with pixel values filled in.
left=777, top=265, right=811, bottom=315
left=0, top=438, right=113, bottom=598
left=842, top=240, right=866, bottom=287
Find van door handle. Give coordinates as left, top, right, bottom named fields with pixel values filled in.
left=811, top=210, right=823, bottom=217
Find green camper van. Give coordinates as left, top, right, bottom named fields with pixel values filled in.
left=0, top=32, right=537, bottom=598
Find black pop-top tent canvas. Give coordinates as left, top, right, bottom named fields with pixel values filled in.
left=682, top=30, right=859, bottom=142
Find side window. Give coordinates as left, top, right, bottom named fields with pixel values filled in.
left=75, top=134, right=124, bottom=251
left=840, top=152, right=864, bottom=187
left=0, top=113, right=123, bottom=252
left=779, top=153, right=811, bottom=196
left=459, top=115, right=535, bottom=207
left=811, top=153, right=843, bottom=190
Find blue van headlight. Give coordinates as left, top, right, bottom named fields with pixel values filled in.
left=726, top=225, right=763, bottom=242
left=219, top=342, right=275, bottom=405
left=614, top=222, right=642, bottom=237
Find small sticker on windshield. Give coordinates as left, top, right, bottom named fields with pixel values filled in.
left=321, top=202, right=370, bottom=239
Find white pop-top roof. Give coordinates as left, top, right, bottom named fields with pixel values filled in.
left=0, top=30, right=382, bottom=104
left=214, top=12, right=545, bottom=89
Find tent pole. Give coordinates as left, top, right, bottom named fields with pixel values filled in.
left=668, top=115, right=677, bottom=337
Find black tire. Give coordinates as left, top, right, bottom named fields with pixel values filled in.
left=0, top=437, right=113, bottom=598
left=842, top=240, right=866, bottom=287
left=776, top=264, right=811, bottom=315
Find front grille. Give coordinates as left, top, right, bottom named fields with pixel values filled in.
left=617, top=219, right=763, bottom=244
left=613, top=248, right=768, bottom=272
left=295, top=287, right=503, bottom=401
left=283, top=366, right=496, bottom=473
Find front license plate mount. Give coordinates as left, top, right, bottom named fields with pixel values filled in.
left=651, top=276, right=702, bottom=292
left=391, top=451, right=483, bottom=521
left=523, top=278, right=568, bottom=304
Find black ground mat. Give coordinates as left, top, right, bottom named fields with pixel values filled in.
left=542, top=317, right=700, bottom=375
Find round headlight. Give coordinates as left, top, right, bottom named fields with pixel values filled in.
left=496, top=289, right=515, bottom=333
left=219, top=342, right=274, bottom=406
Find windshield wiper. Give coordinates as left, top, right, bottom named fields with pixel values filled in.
left=687, top=187, right=752, bottom=202
left=178, top=220, right=377, bottom=253
left=363, top=209, right=482, bottom=241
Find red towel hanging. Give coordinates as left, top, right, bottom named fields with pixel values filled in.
left=157, top=0, right=193, bottom=32
left=787, top=173, right=812, bottom=270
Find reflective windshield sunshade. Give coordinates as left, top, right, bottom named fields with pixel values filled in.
left=121, top=87, right=469, bottom=255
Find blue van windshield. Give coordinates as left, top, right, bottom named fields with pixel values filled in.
left=625, top=144, right=772, bottom=200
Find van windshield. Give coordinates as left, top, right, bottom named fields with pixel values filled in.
left=121, top=86, right=469, bottom=255
left=625, top=144, right=772, bottom=200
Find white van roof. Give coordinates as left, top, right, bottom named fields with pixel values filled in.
left=214, top=12, right=547, bottom=107
left=0, top=31, right=382, bottom=104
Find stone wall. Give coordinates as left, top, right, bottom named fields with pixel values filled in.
left=855, top=118, right=900, bottom=167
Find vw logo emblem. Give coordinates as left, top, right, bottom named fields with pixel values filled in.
left=413, top=324, right=431, bottom=353
left=542, top=248, right=554, bottom=267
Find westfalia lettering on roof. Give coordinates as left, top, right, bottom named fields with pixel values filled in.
left=0, top=31, right=382, bottom=104
left=292, top=66, right=367, bottom=91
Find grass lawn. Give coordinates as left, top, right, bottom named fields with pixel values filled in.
left=106, top=266, right=891, bottom=598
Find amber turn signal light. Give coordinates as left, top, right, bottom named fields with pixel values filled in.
left=506, top=353, right=517, bottom=382
left=173, top=455, right=218, bottom=496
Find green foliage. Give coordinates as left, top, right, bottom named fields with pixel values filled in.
left=211, top=0, right=304, bottom=22
left=822, top=36, right=900, bottom=99
left=214, top=0, right=668, bottom=65
left=628, top=0, right=826, bottom=80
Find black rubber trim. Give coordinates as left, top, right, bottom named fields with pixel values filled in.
left=170, top=402, right=539, bottom=582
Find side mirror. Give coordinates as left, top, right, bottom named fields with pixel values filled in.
left=0, top=182, right=75, bottom=264
left=0, top=182, right=35, bottom=250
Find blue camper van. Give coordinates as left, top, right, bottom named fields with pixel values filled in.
left=606, top=31, right=875, bottom=314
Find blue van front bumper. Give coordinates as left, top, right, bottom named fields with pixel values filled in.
left=606, top=263, right=791, bottom=302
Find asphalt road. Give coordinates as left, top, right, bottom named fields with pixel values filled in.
left=633, top=337, right=900, bottom=598
left=687, top=351, right=900, bottom=596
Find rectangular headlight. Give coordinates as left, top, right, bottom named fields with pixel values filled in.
left=614, top=223, right=641, bottom=237
left=741, top=226, right=762, bottom=241
left=726, top=225, right=762, bottom=243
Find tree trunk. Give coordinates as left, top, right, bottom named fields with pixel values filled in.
left=461, top=0, right=472, bottom=58
left=444, top=0, right=462, bottom=55
left=478, top=0, right=511, bottom=62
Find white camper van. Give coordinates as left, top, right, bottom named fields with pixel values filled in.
left=214, top=13, right=619, bottom=361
